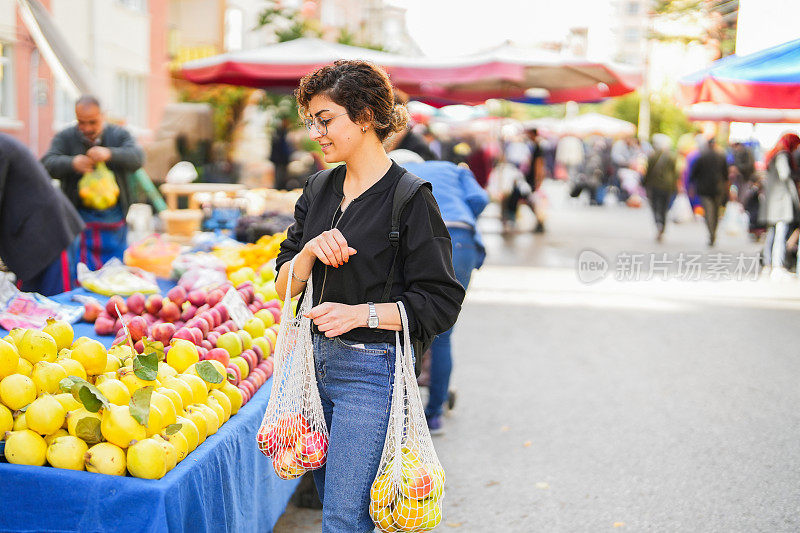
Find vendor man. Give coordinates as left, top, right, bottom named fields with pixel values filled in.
left=42, top=95, right=144, bottom=269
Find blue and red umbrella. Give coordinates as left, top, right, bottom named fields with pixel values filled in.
left=678, top=38, right=800, bottom=109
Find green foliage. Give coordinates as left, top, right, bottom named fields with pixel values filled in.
left=256, top=2, right=321, bottom=42
left=177, top=85, right=252, bottom=142
left=600, top=91, right=698, bottom=142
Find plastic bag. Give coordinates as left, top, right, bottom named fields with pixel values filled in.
left=78, top=162, right=119, bottom=210
left=0, top=277, right=83, bottom=330
left=124, top=235, right=181, bottom=279
left=370, top=302, right=445, bottom=532
left=669, top=192, right=694, bottom=223
left=77, top=258, right=160, bottom=296
left=257, top=259, right=328, bottom=478
left=721, top=201, right=749, bottom=236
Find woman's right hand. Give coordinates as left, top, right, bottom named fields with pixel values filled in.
left=302, top=229, right=357, bottom=267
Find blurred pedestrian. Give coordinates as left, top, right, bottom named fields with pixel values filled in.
left=390, top=149, right=488, bottom=434
left=762, top=133, right=800, bottom=276
left=275, top=60, right=464, bottom=531
left=270, top=117, right=293, bottom=189
left=42, top=95, right=144, bottom=268
left=384, top=90, right=438, bottom=161
left=488, top=153, right=529, bottom=232
left=643, top=134, right=678, bottom=242
left=524, top=127, right=546, bottom=232
left=0, top=133, right=84, bottom=295
left=689, top=137, right=728, bottom=246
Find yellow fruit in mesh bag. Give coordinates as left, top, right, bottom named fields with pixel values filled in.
left=370, top=501, right=398, bottom=532
left=175, top=415, right=201, bottom=451
left=0, top=374, right=36, bottom=410
left=371, top=472, right=396, bottom=508
left=25, top=394, right=66, bottom=435
left=71, top=338, right=107, bottom=375
left=0, top=404, right=12, bottom=436
left=391, top=496, right=439, bottom=531
left=0, top=339, right=19, bottom=379
left=4, top=429, right=48, bottom=465
left=160, top=428, right=189, bottom=463
left=17, top=329, right=57, bottom=364
left=85, top=442, right=126, bottom=476
left=44, top=428, right=69, bottom=445
left=101, top=404, right=146, bottom=448
left=127, top=438, right=167, bottom=479
left=43, top=318, right=74, bottom=352
left=96, top=378, right=131, bottom=406
left=428, top=464, right=445, bottom=500
left=31, top=361, right=68, bottom=396
left=46, top=435, right=88, bottom=470
left=55, top=358, right=86, bottom=381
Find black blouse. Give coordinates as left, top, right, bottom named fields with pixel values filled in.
left=275, top=161, right=465, bottom=345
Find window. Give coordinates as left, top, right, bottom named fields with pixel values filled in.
left=117, top=0, right=147, bottom=12
left=624, top=27, right=640, bottom=43
left=626, top=1, right=640, bottom=16
left=54, top=83, right=75, bottom=128
left=115, top=73, right=146, bottom=127
left=0, top=42, right=15, bottom=119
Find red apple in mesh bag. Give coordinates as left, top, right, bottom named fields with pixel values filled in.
left=278, top=412, right=309, bottom=444
left=274, top=447, right=306, bottom=480
left=145, top=294, right=163, bottom=315
left=295, top=431, right=328, bottom=469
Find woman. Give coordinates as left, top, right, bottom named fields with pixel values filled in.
left=274, top=60, right=464, bottom=532
left=762, top=133, right=800, bottom=277
left=643, top=134, right=678, bottom=242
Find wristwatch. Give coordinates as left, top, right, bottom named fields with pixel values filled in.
left=367, top=302, right=379, bottom=329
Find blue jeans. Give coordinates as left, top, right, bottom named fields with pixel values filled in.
left=311, top=333, right=396, bottom=533
left=425, top=227, right=481, bottom=418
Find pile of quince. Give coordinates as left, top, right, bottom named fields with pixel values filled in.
left=0, top=318, right=244, bottom=479
left=213, top=233, right=286, bottom=276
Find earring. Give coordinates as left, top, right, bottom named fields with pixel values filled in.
left=361, top=126, right=367, bottom=133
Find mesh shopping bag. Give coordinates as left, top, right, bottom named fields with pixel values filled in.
left=257, top=258, right=328, bottom=479
left=370, top=302, right=445, bottom=532
left=78, top=162, right=120, bottom=210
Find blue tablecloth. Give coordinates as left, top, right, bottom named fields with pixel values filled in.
left=0, top=286, right=300, bottom=533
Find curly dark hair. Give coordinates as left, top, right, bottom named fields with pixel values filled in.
left=295, top=60, right=408, bottom=142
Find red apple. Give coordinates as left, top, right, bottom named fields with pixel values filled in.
left=143, top=313, right=158, bottom=325
left=159, top=300, right=180, bottom=322
left=208, top=308, right=222, bottom=328
left=83, top=300, right=104, bottom=323
left=172, top=328, right=194, bottom=343
left=106, top=295, right=127, bottom=317
left=134, top=340, right=144, bottom=354
left=207, top=331, right=220, bottom=346
left=167, top=286, right=188, bottom=307
left=226, top=364, right=241, bottom=385
left=197, top=346, right=208, bottom=359
left=278, top=412, right=310, bottom=444
left=152, top=322, right=176, bottom=345
left=188, top=290, right=207, bottom=307
left=145, top=294, right=163, bottom=315
left=201, top=340, right=214, bottom=352
left=206, top=348, right=231, bottom=368
left=401, top=464, right=434, bottom=499
left=295, top=431, right=328, bottom=469
left=181, top=304, right=197, bottom=322
left=127, top=315, right=148, bottom=342
left=240, top=349, right=257, bottom=372
left=188, top=327, right=203, bottom=345
left=215, top=305, right=229, bottom=323
left=193, top=318, right=210, bottom=338
left=207, top=289, right=225, bottom=308
left=126, top=292, right=146, bottom=315
left=94, top=315, right=115, bottom=336
left=257, top=424, right=278, bottom=456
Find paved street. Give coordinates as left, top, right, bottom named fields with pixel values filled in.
left=275, top=182, right=800, bottom=532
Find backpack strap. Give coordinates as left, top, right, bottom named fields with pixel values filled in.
left=305, top=167, right=336, bottom=206
left=381, top=171, right=431, bottom=303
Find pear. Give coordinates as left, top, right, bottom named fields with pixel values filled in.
left=46, top=435, right=88, bottom=470
left=17, top=329, right=57, bottom=364
left=175, top=415, right=201, bottom=451
left=0, top=339, right=19, bottom=379
left=85, top=442, right=126, bottom=476
left=126, top=438, right=167, bottom=479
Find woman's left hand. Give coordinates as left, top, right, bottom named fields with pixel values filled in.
left=305, top=303, right=364, bottom=338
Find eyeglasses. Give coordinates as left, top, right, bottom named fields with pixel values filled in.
left=303, top=113, right=348, bottom=136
